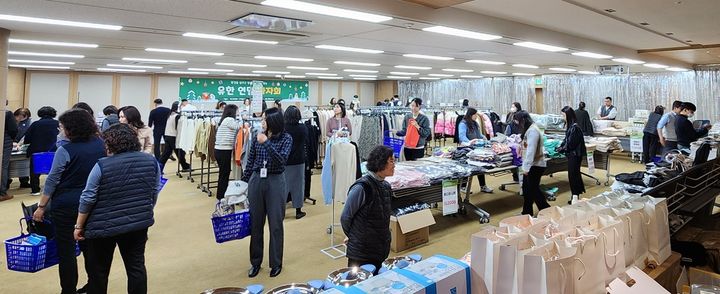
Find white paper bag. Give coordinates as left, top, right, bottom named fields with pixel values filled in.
left=633, top=196, right=671, bottom=267
left=522, top=241, right=578, bottom=294
left=585, top=215, right=627, bottom=283
left=610, top=202, right=649, bottom=269
left=496, top=233, right=553, bottom=294
left=563, top=228, right=606, bottom=294
left=499, top=215, right=547, bottom=231
left=471, top=226, right=522, bottom=294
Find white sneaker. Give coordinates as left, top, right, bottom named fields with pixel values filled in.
left=569, top=195, right=579, bottom=205
left=481, top=186, right=493, bottom=193
left=31, top=192, right=41, bottom=196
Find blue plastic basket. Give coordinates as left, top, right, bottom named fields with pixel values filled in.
left=32, top=152, right=55, bottom=175
left=211, top=210, right=251, bottom=243
left=4, top=218, right=80, bottom=273
left=159, top=177, right=168, bottom=191
left=383, top=137, right=404, bottom=158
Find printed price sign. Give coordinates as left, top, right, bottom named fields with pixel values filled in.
left=630, top=122, right=644, bottom=153
left=442, top=179, right=459, bottom=215
left=586, top=151, right=595, bottom=174
left=251, top=80, right=263, bottom=114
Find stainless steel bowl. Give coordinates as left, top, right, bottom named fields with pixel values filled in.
left=382, top=256, right=417, bottom=270
left=201, top=287, right=249, bottom=294
left=267, top=283, right=318, bottom=294
left=327, top=267, right=373, bottom=286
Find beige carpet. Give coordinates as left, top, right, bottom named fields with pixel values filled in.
left=0, top=154, right=643, bottom=293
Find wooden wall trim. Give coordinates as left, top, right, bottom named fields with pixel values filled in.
left=317, top=80, right=322, bottom=105
left=150, top=74, right=159, bottom=109
left=23, top=71, right=31, bottom=107
left=111, top=74, right=120, bottom=106
left=67, top=72, right=79, bottom=108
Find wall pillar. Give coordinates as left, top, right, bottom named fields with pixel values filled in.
left=0, top=27, right=10, bottom=195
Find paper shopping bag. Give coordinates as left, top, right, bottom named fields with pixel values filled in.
left=499, top=215, right=548, bottom=231
left=471, top=226, right=524, bottom=294
left=585, top=215, right=627, bottom=284
left=496, top=232, right=555, bottom=294
left=563, top=228, right=606, bottom=294
left=632, top=196, right=671, bottom=267
left=522, top=241, right=578, bottom=294
left=610, top=202, right=649, bottom=269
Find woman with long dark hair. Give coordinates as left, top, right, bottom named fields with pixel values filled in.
left=214, top=104, right=240, bottom=200
left=504, top=102, right=522, bottom=135
left=458, top=107, right=494, bottom=193
left=575, top=101, right=594, bottom=136
left=242, top=107, right=293, bottom=278
left=160, top=101, right=191, bottom=173
left=397, top=98, right=431, bottom=161
left=559, top=106, right=587, bottom=204
left=642, top=105, right=664, bottom=163
left=32, top=109, right=105, bottom=294
left=283, top=106, right=308, bottom=219
left=516, top=111, right=550, bottom=215
left=119, top=106, right=153, bottom=154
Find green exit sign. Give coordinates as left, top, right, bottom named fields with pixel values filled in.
left=535, top=78, right=543, bottom=85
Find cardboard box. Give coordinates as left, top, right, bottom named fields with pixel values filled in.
left=390, top=209, right=436, bottom=253
left=405, top=254, right=471, bottom=294
left=607, top=266, right=670, bottom=294
left=349, top=268, right=433, bottom=293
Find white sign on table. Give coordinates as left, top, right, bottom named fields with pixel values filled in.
left=442, top=179, right=459, bottom=215
left=250, top=80, right=263, bottom=114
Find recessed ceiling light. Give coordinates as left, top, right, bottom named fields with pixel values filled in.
left=317, top=76, right=343, bottom=80
left=260, top=0, right=392, bottom=23
left=8, top=59, right=75, bottom=65
left=460, top=75, right=484, bottom=78
left=548, top=67, right=576, bottom=72
left=612, top=58, right=645, bottom=64
left=226, top=73, right=261, bottom=76
left=395, top=65, right=432, bottom=70
left=386, top=76, right=412, bottom=79
left=146, top=48, right=223, bottom=56
left=123, top=57, right=187, bottom=64
left=419, top=77, right=441, bottom=80
left=0, top=14, right=122, bottom=30
left=97, top=67, right=146, bottom=73
left=255, top=55, right=313, bottom=62
left=9, top=38, right=98, bottom=48
left=215, top=62, right=267, bottom=68
left=428, top=73, right=454, bottom=77
left=422, top=26, right=501, bottom=41
left=466, top=59, right=505, bottom=65
left=9, top=64, right=70, bottom=69
left=182, top=32, right=278, bottom=45
left=287, top=66, right=328, bottom=71
left=578, top=71, right=600, bottom=75
left=403, top=54, right=454, bottom=61
left=513, top=41, right=568, bottom=52
left=343, top=69, right=379, bottom=74
left=107, top=64, right=162, bottom=69
left=315, top=45, right=383, bottom=54
left=9, top=51, right=84, bottom=58
left=188, top=68, right=233, bottom=72
left=512, top=64, right=539, bottom=69
left=168, top=71, right=209, bottom=75
left=349, top=74, right=377, bottom=77
left=305, top=72, right=337, bottom=76
left=481, top=71, right=507, bottom=74
left=284, top=75, right=307, bottom=78
left=442, top=68, right=474, bottom=72
left=643, top=63, right=668, bottom=69
left=353, top=77, right=377, bottom=80
left=666, top=67, right=689, bottom=72
left=512, top=73, right=535, bottom=76
left=389, top=71, right=420, bottom=76
left=572, top=52, right=613, bottom=59
left=335, top=61, right=380, bottom=67
left=253, top=70, right=291, bottom=74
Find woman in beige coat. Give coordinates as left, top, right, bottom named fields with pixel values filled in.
left=119, top=106, right=154, bottom=154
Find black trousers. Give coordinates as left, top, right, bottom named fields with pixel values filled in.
left=642, top=132, right=660, bottom=163
left=159, top=136, right=189, bottom=171
left=28, top=156, right=42, bottom=193
left=248, top=173, right=286, bottom=268
left=86, top=228, right=148, bottom=294
left=214, top=149, right=233, bottom=200
left=403, top=148, right=425, bottom=161
left=52, top=208, right=88, bottom=294
left=522, top=166, right=550, bottom=215
left=567, top=155, right=585, bottom=196
left=152, top=132, right=163, bottom=160
left=348, top=258, right=382, bottom=275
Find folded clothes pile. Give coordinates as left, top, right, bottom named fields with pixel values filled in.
left=491, top=142, right=511, bottom=154
left=385, top=163, right=430, bottom=190
left=467, top=149, right=496, bottom=162
left=587, top=136, right=623, bottom=152
left=496, top=152, right=514, bottom=167
left=600, top=128, right=630, bottom=137
left=432, top=146, right=456, bottom=158
left=543, top=139, right=564, bottom=158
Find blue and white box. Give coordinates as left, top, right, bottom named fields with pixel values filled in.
left=405, top=255, right=471, bottom=294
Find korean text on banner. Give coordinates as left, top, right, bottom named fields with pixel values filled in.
left=442, top=179, right=459, bottom=216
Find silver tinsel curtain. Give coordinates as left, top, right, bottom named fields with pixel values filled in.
left=398, top=77, right=536, bottom=113
left=399, top=70, right=720, bottom=120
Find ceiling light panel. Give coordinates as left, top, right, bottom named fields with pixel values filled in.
left=9, top=64, right=70, bottom=69
left=335, top=61, right=380, bottom=67
left=261, top=0, right=392, bottom=23
left=419, top=77, right=440, bottom=80
left=317, top=76, right=343, bottom=79
left=403, top=54, right=454, bottom=61
left=643, top=63, right=668, bottom=68
left=481, top=71, right=507, bottom=74
left=97, top=67, right=146, bottom=73
left=612, top=58, right=645, bottom=64
left=349, top=74, right=377, bottom=77
left=0, top=14, right=122, bottom=30
left=666, top=67, right=689, bottom=72
left=353, top=78, right=376, bottom=80
left=548, top=67, right=576, bottom=72
left=343, top=69, right=379, bottom=73
left=255, top=55, right=313, bottom=62
left=315, top=45, right=383, bottom=54
left=422, top=26, right=501, bottom=41
left=284, top=75, right=307, bottom=78
left=9, top=38, right=98, bottom=48
left=123, top=57, right=187, bottom=64
left=512, top=73, right=535, bottom=76
left=188, top=68, right=233, bottom=72
left=460, top=75, right=484, bottom=78
left=8, top=59, right=74, bottom=65
left=466, top=60, right=505, bottom=65
left=168, top=71, right=209, bottom=75
left=226, top=73, right=261, bottom=76
left=253, top=70, right=291, bottom=74
left=306, top=72, right=336, bottom=76
left=442, top=68, right=474, bottom=72
left=287, top=66, right=328, bottom=71
left=389, top=72, right=420, bottom=76
left=395, top=65, right=432, bottom=70
left=578, top=71, right=600, bottom=75
left=215, top=62, right=266, bottom=68
left=182, top=32, right=278, bottom=45
left=571, top=52, right=613, bottom=59
left=9, top=51, right=84, bottom=58
left=428, top=74, right=453, bottom=77
left=512, top=64, right=539, bottom=69
left=146, top=48, right=223, bottom=56
left=107, top=64, right=161, bottom=69
left=386, top=76, right=411, bottom=79
left=513, top=41, right=568, bottom=52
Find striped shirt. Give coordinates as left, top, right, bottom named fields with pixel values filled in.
left=214, top=118, right=240, bottom=150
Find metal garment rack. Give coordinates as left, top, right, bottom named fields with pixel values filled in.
left=320, top=139, right=353, bottom=259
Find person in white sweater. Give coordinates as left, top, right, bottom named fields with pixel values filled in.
left=214, top=104, right=240, bottom=200
left=515, top=111, right=550, bottom=215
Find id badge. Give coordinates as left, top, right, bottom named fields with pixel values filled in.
left=260, top=168, right=268, bottom=178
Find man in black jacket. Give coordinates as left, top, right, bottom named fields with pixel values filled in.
left=341, top=146, right=395, bottom=274
left=148, top=99, right=171, bottom=160
left=675, top=102, right=712, bottom=149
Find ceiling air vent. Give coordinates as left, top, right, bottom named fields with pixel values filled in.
left=230, top=13, right=313, bottom=32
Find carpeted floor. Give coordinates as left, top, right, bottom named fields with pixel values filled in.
left=0, top=154, right=645, bottom=293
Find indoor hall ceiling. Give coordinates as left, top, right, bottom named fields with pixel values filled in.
left=0, top=0, right=704, bottom=80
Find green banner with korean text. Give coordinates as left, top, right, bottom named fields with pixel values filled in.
left=178, top=77, right=309, bottom=101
